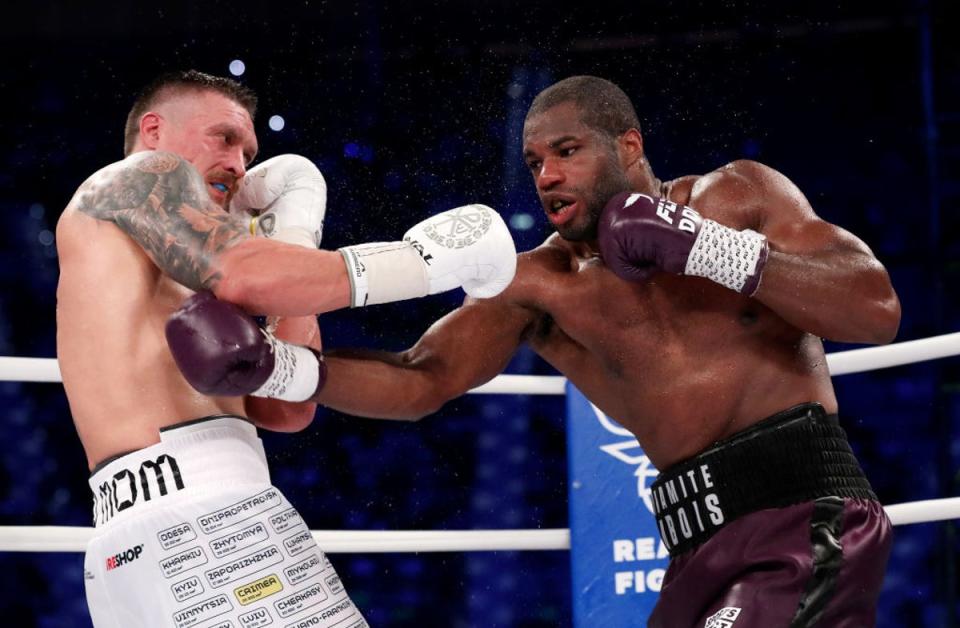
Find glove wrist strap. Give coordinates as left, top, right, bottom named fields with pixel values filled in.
left=251, top=335, right=322, bottom=402
left=338, top=242, right=429, bottom=307
left=684, top=219, right=769, bottom=295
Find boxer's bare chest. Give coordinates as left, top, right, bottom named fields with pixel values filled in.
left=58, top=213, right=245, bottom=467
left=523, top=251, right=790, bottom=464
left=527, top=252, right=756, bottom=385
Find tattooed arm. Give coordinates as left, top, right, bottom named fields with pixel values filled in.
left=72, top=151, right=350, bottom=315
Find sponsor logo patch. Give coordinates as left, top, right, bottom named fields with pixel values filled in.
left=235, top=573, right=283, bottom=606
left=269, top=508, right=302, bottom=535
left=158, top=522, right=197, bottom=551
left=705, top=606, right=742, bottom=628
left=284, top=553, right=325, bottom=586
left=280, top=600, right=360, bottom=628
left=282, top=529, right=315, bottom=557
left=106, top=543, right=144, bottom=571
left=171, top=575, right=205, bottom=602
left=197, top=488, right=282, bottom=535
left=205, top=545, right=285, bottom=588
left=324, top=573, right=344, bottom=597
left=172, top=594, right=233, bottom=628
left=210, top=521, right=270, bottom=559
left=161, top=546, right=209, bottom=579
left=273, top=582, right=329, bottom=619
left=239, top=606, right=274, bottom=627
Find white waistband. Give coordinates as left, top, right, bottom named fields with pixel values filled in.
left=88, top=416, right=270, bottom=527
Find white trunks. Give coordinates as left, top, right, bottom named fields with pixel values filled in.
left=84, top=415, right=367, bottom=628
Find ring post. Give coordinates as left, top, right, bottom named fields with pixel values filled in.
left=566, top=384, right=668, bottom=625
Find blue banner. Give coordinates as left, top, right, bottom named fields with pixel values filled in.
left=566, top=384, right=669, bottom=626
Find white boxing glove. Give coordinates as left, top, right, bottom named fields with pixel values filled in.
left=338, top=204, right=517, bottom=307
left=230, top=154, right=326, bottom=248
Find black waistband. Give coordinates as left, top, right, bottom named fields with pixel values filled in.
left=651, top=403, right=876, bottom=557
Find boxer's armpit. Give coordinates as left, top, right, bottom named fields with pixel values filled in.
left=75, top=152, right=249, bottom=291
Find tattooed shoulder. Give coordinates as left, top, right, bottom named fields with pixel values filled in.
left=134, top=151, right=182, bottom=174
left=74, top=155, right=169, bottom=220
left=69, top=151, right=248, bottom=292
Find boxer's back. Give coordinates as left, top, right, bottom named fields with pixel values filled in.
left=56, top=206, right=244, bottom=470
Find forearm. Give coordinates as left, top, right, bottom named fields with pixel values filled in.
left=315, top=349, right=457, bottom=420
left=314, top=299, right=530, bottom=419
left=753, top=248, right=900, bottom=344
left=212, top=238, right=351, bottom=316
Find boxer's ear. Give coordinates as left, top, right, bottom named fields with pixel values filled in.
left=618, top=128, right=644, bottom=170
left=139, top=112, right=163, bottom=150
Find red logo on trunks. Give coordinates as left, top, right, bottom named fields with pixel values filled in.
left=105, top=544, right=144, bottom=570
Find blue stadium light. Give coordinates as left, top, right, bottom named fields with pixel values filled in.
left=268, top=115, right=285, bottom=132
left=229, top=59, right=246, bottom=77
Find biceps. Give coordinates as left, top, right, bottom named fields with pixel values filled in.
left=764, top=217, right=872, bottom=259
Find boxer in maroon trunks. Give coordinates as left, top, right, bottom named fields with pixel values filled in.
left=649, top=403, right=891, bottom=627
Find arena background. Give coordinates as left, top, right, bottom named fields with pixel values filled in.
left=1, top=0, right=957, bottom=625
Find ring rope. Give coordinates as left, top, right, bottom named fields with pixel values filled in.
left=1, top=332, right=958, bottom=553
left=0, top=497, right=956, bottom=553
left=3, top=331, right=959, bottom=388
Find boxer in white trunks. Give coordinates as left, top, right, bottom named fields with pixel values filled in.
left=56, top=70, right=516, bottom=627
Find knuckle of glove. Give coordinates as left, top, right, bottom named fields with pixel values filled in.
left=598, top=192, right=661, bottom=282
left=165, top=293, right=266, bottom=395
left=464, top=208, right=518, bottom=297
left=233, top=173, right=277, bottom=213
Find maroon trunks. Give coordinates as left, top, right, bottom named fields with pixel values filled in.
left=648, top=403, right=891, bottom=627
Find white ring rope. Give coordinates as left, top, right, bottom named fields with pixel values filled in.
left=0, top=497, right=956, bottom=554
left=2, top=331, right=959, bottom=387
left=1, top=331, right=958, bottom=553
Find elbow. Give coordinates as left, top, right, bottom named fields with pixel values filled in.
left=869, top=293, right=901, bottom=345
left=822, top=288, right=900, bottom=346
left=395, top=357, right=460, bottom=421
left=283, top=403, right=318, bottom=431
left=849, top=276, right=901, bottom=345
left=843, top=265, right=900, bottom=345
left=868, top=268, right=902, bottom=344
left=400, top=386, right=451, bottom=422
left=246, top=397, right=317, bottom=432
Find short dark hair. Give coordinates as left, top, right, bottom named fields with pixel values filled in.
left=123, top=70, right=258, bottom=156
left=526, top=75, right=640, bottom=140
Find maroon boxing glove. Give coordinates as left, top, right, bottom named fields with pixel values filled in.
left=597, top=192, right=768, bottom=295
left=165, top=292, right=326, bottom=400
